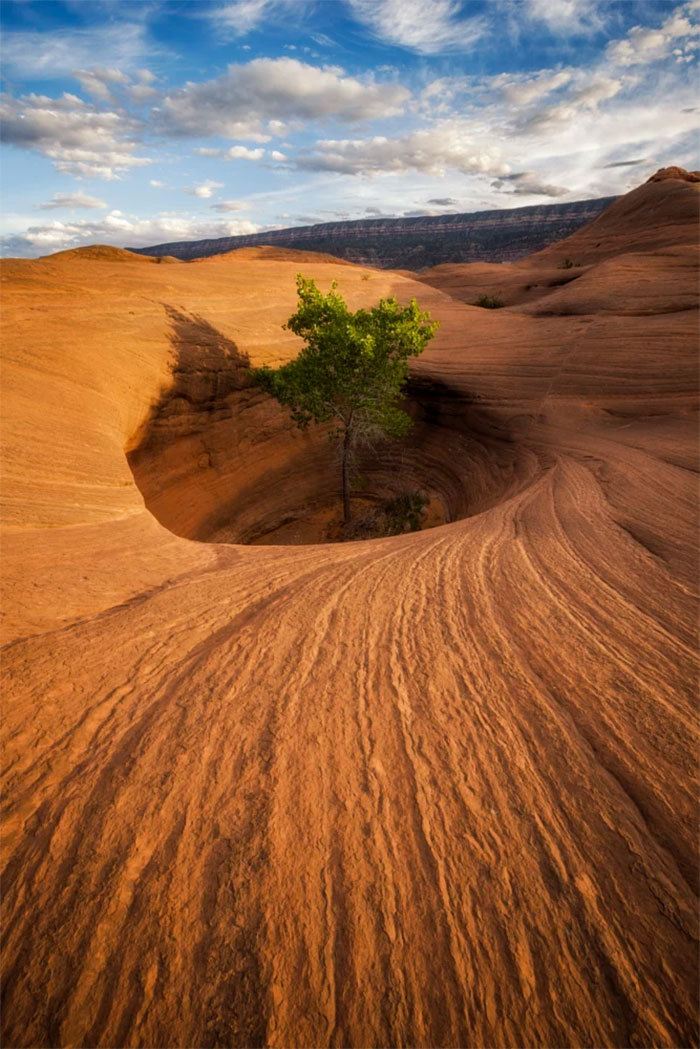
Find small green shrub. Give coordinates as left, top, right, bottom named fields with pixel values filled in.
left=474, top=294, right=504, bottom=309
left=382, top=490, right=429, bottom=533
left=344, top=490, right=429, bottom=540
left=559, top=258, right=574, bottom=269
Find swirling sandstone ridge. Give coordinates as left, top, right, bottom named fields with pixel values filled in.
left=2, top=169, right=698, bottom=1048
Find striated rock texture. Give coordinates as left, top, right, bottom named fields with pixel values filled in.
left=1, top=173, right=698, bottom=1049
left=130, top=196, right=616, bottom=269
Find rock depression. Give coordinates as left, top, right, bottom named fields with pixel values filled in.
left=1, top=173, right=698, bottom=1048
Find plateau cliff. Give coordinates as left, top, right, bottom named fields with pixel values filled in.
left=131, top=196, right=616, bottom=269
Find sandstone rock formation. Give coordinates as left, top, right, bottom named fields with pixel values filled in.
left=1, top=172, right=698, bottom=1048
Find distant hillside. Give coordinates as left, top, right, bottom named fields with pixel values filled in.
left=131, top=196, right=617, bottom=269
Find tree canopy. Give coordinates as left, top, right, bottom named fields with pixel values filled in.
left=250, top=274, right=438, bottom=524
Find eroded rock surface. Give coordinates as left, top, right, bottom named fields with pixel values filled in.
left=1, top=174, right=698, bottom=1049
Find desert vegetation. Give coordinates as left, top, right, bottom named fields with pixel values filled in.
left=250, top=275, right=438, bottom=526
left=474, top=293, right=504, bottom=309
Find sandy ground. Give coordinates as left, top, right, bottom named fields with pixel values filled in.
left=1, top=174, right=698, bottom=1048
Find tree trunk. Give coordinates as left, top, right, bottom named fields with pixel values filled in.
left=342, top=425, right=351, bottom=524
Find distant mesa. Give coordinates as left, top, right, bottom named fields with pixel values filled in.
left=130, top=196, right=618, bottom=270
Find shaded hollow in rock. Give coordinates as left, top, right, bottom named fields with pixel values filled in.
left=127, top=306, right=536, bottom=544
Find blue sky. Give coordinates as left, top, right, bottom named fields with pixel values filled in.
left=1, top=0, right=698, bottom=256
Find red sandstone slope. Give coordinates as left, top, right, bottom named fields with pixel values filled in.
left=1, top=175, right=698, bottom=1048
left=418, top=167, right=699, bottom=308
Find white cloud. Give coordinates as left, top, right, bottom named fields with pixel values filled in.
left=37, top=190, right=107, bottom=210
left=127, top=83, right=160, bottom=105
left=513, top=73, right=624, bottom=133
left=189, top=180, right=225, bottom=198
left=348, top=0, right=487, bottom=54
left=194, top=147, right=224, bottom=157
left=310, top=32, right=336, bottom=48
left=0, top=23, right=153, bottom=79
left=2, top=211, right=262, bottom=258
left=495, top=69, right=573, bottom=105
left=0, top=91, right=150, bottom=179
left=227, top=145, right=265, bottom=160
left=211, top=200, right=250, bottom=212
left=207, top=0, right=309, bottom=36
left=607, top=1, right=700, bottom=66
left=297, top=125, right=510, bottom=177
left=70, top=67, right=159, bottom=107
left=74, top=67, right=130, bottom=103
left=525, top=0, right=607, bottom=36
left=159, top=58, right=410, bottom=139
left=149, top=179, right=165, bottom=187
left=270, top=150, right=287, bottom=161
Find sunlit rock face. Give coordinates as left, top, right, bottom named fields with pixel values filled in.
left=1, top=172, right=698, bottom=1049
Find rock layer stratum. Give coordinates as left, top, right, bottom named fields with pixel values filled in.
left=2, top=173, right=698, bottom=1048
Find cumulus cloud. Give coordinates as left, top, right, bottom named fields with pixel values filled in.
left=607, top=2, right=700, bottom=66
left=127, top=83, right=160, bottom=104
left=227, top=145, right=265, bottom=160
left=72, top=66, right=160, bottom=108
left=189, top=180, right=225, bottom=198
left=297, top=125, right=509, bottom=177
left=2, top=211, right=262, bottom=258
left=37, top=190, right=107, bottom=210
left=348, top=0, right=487, bottom=54
left=0, top=91, right=150, bottom=179
left=427, top=197, right=458, bottom=205
left=270, top=150, right=287, bottom=161
left=74, top=67, right=130, bottom=103
left=159, top=58, right=410, bottom=139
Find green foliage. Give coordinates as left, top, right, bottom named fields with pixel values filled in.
left=382, top=490, right=429, bottom=533
left=559, top=257, right=574, bottom=269
left=250, top=275, right=438, bottom=524
left=474, top=294, right=504, bottom=309
left=345, top=490, right=429, bottom=540
left=252, top=274, right=438, bottom=433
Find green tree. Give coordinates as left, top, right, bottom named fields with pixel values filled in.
left=250, top=275, right=438, bottom=525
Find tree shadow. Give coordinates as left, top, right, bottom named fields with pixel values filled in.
left=127, top=305, right=253, bottom=459
left=161, top=304, right=252, bottom=407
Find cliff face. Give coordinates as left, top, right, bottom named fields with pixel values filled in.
left=131, top=196, right=616, bottom=268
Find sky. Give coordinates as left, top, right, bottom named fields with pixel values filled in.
left=1, top=0, right=698, bottom=257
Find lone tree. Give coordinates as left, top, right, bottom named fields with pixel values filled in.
left=251, top=275, right=438, bottom=525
